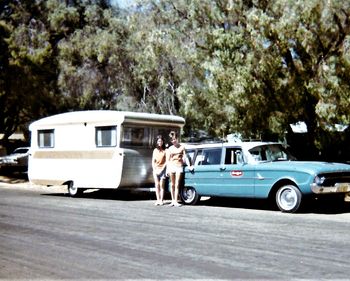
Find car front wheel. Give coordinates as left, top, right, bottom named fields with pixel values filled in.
left=275, top=185, right=302, bottom=213
left=180, top=186, right=200, bottom=205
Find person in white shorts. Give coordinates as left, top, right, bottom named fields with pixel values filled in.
left=166, top=131, right=186, bottom=207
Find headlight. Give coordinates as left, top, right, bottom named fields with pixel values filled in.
left=314, top=176, right=326, bottom=185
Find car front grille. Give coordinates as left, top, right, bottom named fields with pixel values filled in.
left=318, top=172, right=350, bottom=186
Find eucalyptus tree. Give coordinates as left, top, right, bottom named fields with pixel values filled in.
left=0, top=0, right=127, bottom=143
left=137, top=0, right=350, bottom=151
left=0, top=0, right=16, bottom=140
left=124, top=1, right=185, bottom=114
left=0, top=0, right=60, bottom=143
left=57, top=1, right=133, bottom=110
left=241, top=0, right=350, bottom=149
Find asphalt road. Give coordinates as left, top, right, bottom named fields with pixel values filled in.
left=1, top=180, right=350, bottom=280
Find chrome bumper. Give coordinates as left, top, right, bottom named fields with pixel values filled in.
left=311, top=183, right=350, bottom=194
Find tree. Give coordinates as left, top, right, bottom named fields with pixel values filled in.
left=1, top=0, right=349, bottom=161
left=136, top=0, right=350, bottom=154
left=0, top=0, right=60, bottom=144
left=0, top=0, right=126, bottom=145
left=123, top=0, right=188, bottom=114
left=242, top=0, right=350, bottom=153
left=56, top=1, right=134, bottom=110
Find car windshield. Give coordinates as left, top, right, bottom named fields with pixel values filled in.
left=13, top=148, right=28, bottom=154
left=248, top=144, right=295, bottom=162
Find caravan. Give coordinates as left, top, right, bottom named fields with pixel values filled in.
left=28, top=111, right=185, bottom=196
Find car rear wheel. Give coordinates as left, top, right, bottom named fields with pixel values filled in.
left=180, top=186, right=200, bottom=205
left=275, top=185, right=302, bottom=213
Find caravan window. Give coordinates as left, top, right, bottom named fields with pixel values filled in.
left=38, top=129, right=54, bottom=148
left=96, top=126, right=117, bottom=147
left=121, top=127, right=150, bottom=147
left=120, top=126, right=180, bottom=148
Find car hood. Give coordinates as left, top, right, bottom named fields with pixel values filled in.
left=0, top=153, right=27, bottom=162
left=257, top=161, right=350, bottom=175
left=1, top=154, right=20, bottom=160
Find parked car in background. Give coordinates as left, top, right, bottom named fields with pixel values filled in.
left=0, top=147, right=30, bottom=172
left=182, top=141, right=350, bottom=213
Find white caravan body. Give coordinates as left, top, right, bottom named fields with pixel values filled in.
left=28, top=111, right=185, bottom=194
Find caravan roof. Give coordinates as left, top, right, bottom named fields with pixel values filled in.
left=29, top=110, right=185, bottom=129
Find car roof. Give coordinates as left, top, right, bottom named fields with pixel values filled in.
left=184, top=141, right=281, bottom=150
left=13, top=147, right=30, bottom=152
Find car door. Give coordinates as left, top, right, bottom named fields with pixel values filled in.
left=186, top=147, right=223, bottom=196
left=218, top=147, right=255, bottom=196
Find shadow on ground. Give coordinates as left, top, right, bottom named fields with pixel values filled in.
left=0, top=171, right=28, bottom=184
left=44, top=188, right=350, bottom=214
left=3, top=171, right=348, bottom=215
left=200, top=196, right=350, bottom=215
left=42, top=188, right=159, bottom=202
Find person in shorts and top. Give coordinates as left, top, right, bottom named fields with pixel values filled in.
left=166, top=131, right=186, bottom=207
left=152, top=135, right=167, bottom=206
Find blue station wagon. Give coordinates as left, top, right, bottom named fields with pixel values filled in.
left=181, top=141, right=350, bottom=212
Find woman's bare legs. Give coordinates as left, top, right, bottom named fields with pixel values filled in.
left=153, top=174, right=161, bottom=205
left=170, top=173, right=176, bottom=204
left=170, top=172, right=183, bottom=206
left=159, top=178, right=165, bottom=204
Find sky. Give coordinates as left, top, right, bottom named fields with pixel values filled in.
left=111, top=0, right=135, bottom=8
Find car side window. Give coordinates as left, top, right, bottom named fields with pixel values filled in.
left=186, top=149, right=195, bottom=166
left=195, top=148, right=222, bottom=165
left=225, top=148, right=243, bottom=164
left=249, top=146, right=267, bottom=161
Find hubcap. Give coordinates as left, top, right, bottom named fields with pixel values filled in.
left=183, top=187, right=194, bottom=201
left=279, top=188, right=297, bottom=210
left=69, top=186, right=77, bottom=195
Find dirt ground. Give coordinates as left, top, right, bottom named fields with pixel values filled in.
left=0, top=172, right=67, bottom=193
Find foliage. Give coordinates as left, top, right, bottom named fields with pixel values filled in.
left=0, top=0, right=349, bottom=159
left=0, top=0, right=59, bottom=143
left=57, top=2, right=131, bottom=110
left=141, top=0, right=350, bottom=146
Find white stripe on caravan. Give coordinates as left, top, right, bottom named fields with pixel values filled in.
left=33, top=150, right=116, bottom=159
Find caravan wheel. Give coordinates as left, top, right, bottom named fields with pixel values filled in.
left=67, top=182, right=82, bottom=197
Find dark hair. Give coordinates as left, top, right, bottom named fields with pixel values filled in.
left=155, top=135, right=165, bottom=149
left=169, top=131, right=178, bottom=140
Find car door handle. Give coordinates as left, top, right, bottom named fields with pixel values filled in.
left=220, top=167, right=226, bottom=171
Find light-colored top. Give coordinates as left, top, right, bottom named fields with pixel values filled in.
left=167, top=144, right=185, bottom=167
left=152, top=148, right=166, bottom=174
